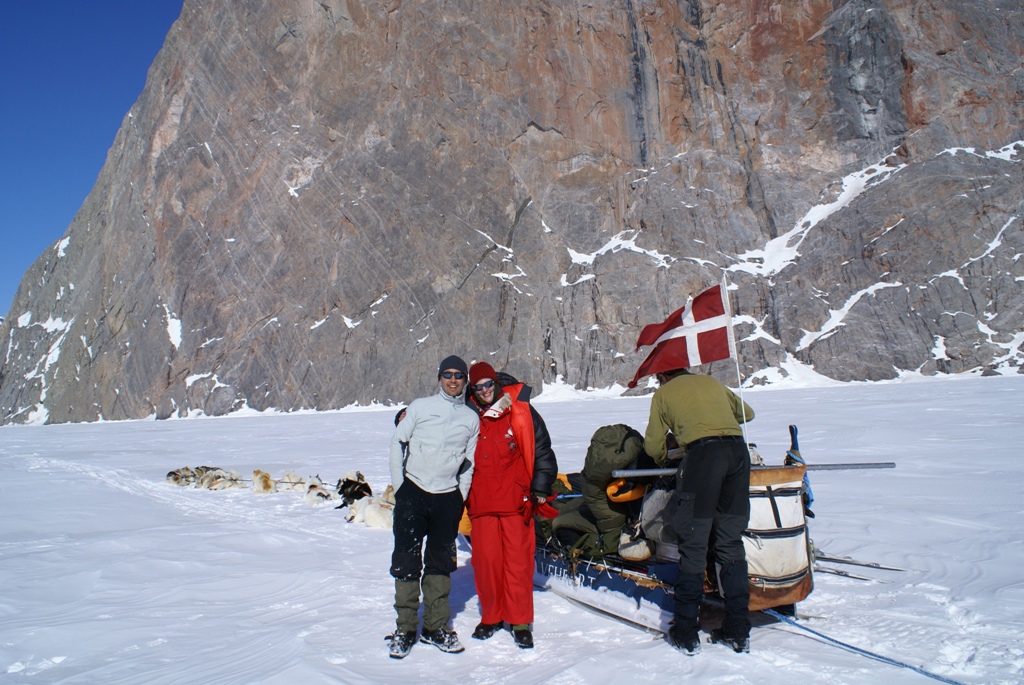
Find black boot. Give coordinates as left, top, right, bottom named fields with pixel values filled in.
left=710, top=628, right=749, bottom=653
left=668, top=572, right=704, bottom=655
left=472, top=622, right=503, bottom=640
left=419, top=626, right=465, bottom=653
left=666, top=623, right=701, bottom=655
left=511, top=624, right=534, bottom=649
left=387, top=630, right=416, bottom=659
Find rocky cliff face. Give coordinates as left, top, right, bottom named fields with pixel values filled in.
left=2, top=0, right=1022, bottom=424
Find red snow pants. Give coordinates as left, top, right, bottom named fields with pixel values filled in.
left=471, top=514, right=536, bottom=625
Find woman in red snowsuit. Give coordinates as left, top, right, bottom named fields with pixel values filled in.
left=466, top=362, right=558, bottom=649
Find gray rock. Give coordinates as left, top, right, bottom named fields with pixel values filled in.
left=1, top=0, right=1022, bottom=424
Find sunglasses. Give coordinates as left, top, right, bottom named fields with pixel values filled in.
left=440, top=371, right=466, bottom=379
left=472, top=380, right=495, bottom=392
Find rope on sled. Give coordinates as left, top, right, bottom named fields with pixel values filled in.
left=762, top=609, right=968, bottom=685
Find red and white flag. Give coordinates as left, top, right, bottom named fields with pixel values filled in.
left=628, top=281, right=736, bottom=388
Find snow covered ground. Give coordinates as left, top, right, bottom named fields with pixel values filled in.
left=1, top=374, right=1022, bottom=684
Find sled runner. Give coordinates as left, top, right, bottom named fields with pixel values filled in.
left=533, top=547, right=678, bottom=633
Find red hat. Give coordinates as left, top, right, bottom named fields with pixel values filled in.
left=469, top=361, right=497, bottom=387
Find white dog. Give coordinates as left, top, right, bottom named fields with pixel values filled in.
left=304, top=475, right=339, bottom=506
left=345, top=484, right=396, bottom=528
left=277, top=470, right=307, bottom=492
left=198, top=468, right=246, bottom=490
left=252, top=469, right=276, bottom=493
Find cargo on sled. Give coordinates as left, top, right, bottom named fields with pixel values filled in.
left=532, top=424, right=815, bottom=634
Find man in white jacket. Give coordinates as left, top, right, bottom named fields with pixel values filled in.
left=387, top=355, right=479, bottom=659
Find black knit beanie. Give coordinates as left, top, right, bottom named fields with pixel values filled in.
left=438, top=355, right=469, bottom=379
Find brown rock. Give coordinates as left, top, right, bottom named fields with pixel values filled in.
left=1, top=0, right=1021, bottom=424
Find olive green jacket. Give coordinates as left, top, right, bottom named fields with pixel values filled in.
left=643, top=372, right=754, bottom=466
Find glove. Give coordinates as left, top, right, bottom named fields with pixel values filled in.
left=520, top=494, right=560, bottom=523
left=532, top=494, right=560, bottom=520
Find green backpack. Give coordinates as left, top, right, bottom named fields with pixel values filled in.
left=582, top=424, right=645, bottom=532
left=566, top=424, right=645, bottom=557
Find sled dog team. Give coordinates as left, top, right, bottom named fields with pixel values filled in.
left=386, top=354, right=755, bottom=659
left=165, top=466, right=392, bottom=512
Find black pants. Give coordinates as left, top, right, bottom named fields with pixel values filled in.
left=390, top=480, right=463, bottom=581
left=672, top=438, right=751, bottom=635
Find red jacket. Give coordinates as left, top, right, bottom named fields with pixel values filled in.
left=467, top=387, right=530, bottom=517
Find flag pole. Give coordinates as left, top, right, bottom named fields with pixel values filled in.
left=721, top=276, right=750, bottom=443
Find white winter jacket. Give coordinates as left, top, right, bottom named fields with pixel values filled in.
left=389, top=388, right=478, bottom=498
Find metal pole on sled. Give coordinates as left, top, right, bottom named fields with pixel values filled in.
left=721, top=276, right=751, bottom=445
left=612, top=462, right=896, bottom=478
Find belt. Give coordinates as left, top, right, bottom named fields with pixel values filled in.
left=686, top=435, right=744, bottom=450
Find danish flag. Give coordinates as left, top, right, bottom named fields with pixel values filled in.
left=628, top=281, right=736, bottom=388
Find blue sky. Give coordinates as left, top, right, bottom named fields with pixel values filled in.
left=0, top=2, right=183, bottom=317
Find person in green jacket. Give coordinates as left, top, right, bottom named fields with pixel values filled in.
left=643, top=368, right=755, bottom=656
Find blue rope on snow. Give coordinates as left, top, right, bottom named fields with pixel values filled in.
left=762, top=609, right=969, bottom=685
